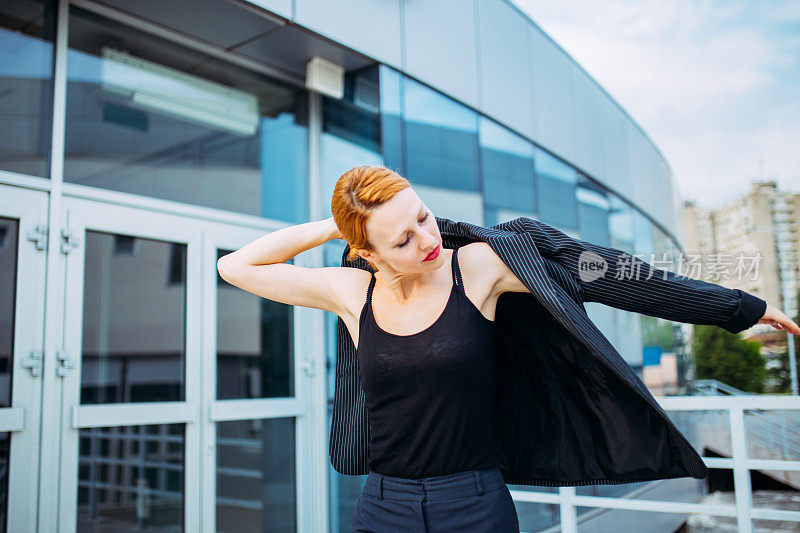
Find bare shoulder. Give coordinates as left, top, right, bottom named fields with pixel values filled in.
left=458, top=242, right=529, bottom=295
left=457, top=242, right=503, bottom=281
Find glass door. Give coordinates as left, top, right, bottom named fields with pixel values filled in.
left=55, top=197, right=202, bottom=532
left=0, top=185, right=50, bottom=532
left=204, top=220, right=317, bottom=533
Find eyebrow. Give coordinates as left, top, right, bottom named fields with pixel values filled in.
left=391, top=202, right=426, bottom=243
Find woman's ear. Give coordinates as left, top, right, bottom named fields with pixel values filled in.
left=356, top=248, right=372, bottom=263
left=356, top=248, right=381, bottom=271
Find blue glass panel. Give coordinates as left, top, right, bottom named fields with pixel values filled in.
left=379, top=65, right=403, bottom=175
left=0, top=0, right=56, bottom=178
left=633, top=211, right=656, bottom=257
left=402, top=77, right=479, bottom=191
left=576, top=175, right=610, bottom=246
left=608, top=194, right=635, bottom=253
left=534, top=147, right=578, bottom=231
left=479, top=118, right=535, bottom=226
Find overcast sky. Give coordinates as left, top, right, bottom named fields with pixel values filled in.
left=510, top=0, right=800, bottom=209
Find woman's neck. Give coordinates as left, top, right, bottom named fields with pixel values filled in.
left=374, top=252, right=448, bottom=304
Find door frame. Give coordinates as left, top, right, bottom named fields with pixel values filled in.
left=0, top=185, right=50, bottom=532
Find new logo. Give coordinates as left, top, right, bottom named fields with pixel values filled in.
left=578, top=251, right=607, bottom=283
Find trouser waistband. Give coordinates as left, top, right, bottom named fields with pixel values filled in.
left=362, top=466, right=505, bottom=501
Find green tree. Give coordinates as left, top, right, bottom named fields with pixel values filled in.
left=692, top=325, right=766, bottom=392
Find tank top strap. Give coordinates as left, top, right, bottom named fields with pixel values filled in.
left=366, top=271, right=376, bottom=304
left=451, top=247, right=463, bottom=289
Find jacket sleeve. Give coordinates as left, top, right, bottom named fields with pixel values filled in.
left=521, top=217, right=767, bottom=334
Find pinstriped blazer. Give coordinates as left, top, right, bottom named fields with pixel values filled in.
left=330, top=215, right=767, bottom=486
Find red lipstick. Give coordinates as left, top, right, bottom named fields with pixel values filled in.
left=423, top=244, right=440, bottom=262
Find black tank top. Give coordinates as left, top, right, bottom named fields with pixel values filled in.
left=356, top=247, right=501, bottom=478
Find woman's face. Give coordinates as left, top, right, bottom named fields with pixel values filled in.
left=358, top=187, right=443, bottom=273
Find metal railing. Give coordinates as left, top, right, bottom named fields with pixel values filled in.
left=693, top=380, right=800, bottom=462
left=508, top=388, right=800, bottom=533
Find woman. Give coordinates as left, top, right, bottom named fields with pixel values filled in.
left=218, top=165, right=799, bottom=532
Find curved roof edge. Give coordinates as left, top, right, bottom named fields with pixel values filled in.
left=501, top=0, right=673, bottom=177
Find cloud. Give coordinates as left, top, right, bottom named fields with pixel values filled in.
left=511, top=0, right=800, bottom=208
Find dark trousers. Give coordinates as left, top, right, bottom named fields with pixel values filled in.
left=350, top=466, right=519, bottom=532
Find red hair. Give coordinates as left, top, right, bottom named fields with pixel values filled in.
left=331, top=165, right=411, bottom=269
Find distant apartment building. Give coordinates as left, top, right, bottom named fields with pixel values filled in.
left=681, top=180, right=800, bottom=326
left=680, top=201, right=716, bottom=280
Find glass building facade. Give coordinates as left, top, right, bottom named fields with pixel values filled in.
left=0, top=1, right=694, bottom=531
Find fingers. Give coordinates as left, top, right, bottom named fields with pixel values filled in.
left=760, top=316, right=800, bottom=334
left=779, top=318, right=800, bottom=335
left=773, top=308, right=800, bottom=335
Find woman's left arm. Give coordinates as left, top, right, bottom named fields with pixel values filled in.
left=515, top=217, right=799, bottom=335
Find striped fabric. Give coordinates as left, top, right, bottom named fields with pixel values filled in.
left=330, top=216, right=767, bottom=486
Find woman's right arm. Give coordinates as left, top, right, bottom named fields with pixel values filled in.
left=216, top=217, right=354, bottom=316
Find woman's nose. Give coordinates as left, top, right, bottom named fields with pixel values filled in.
left=420, top=233, right=436, bottom=249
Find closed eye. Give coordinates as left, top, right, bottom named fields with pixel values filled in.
left=397, top=212, right=430, bottom=248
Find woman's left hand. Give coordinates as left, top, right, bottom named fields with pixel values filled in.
left=757, top=303, right=800, bottom=334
